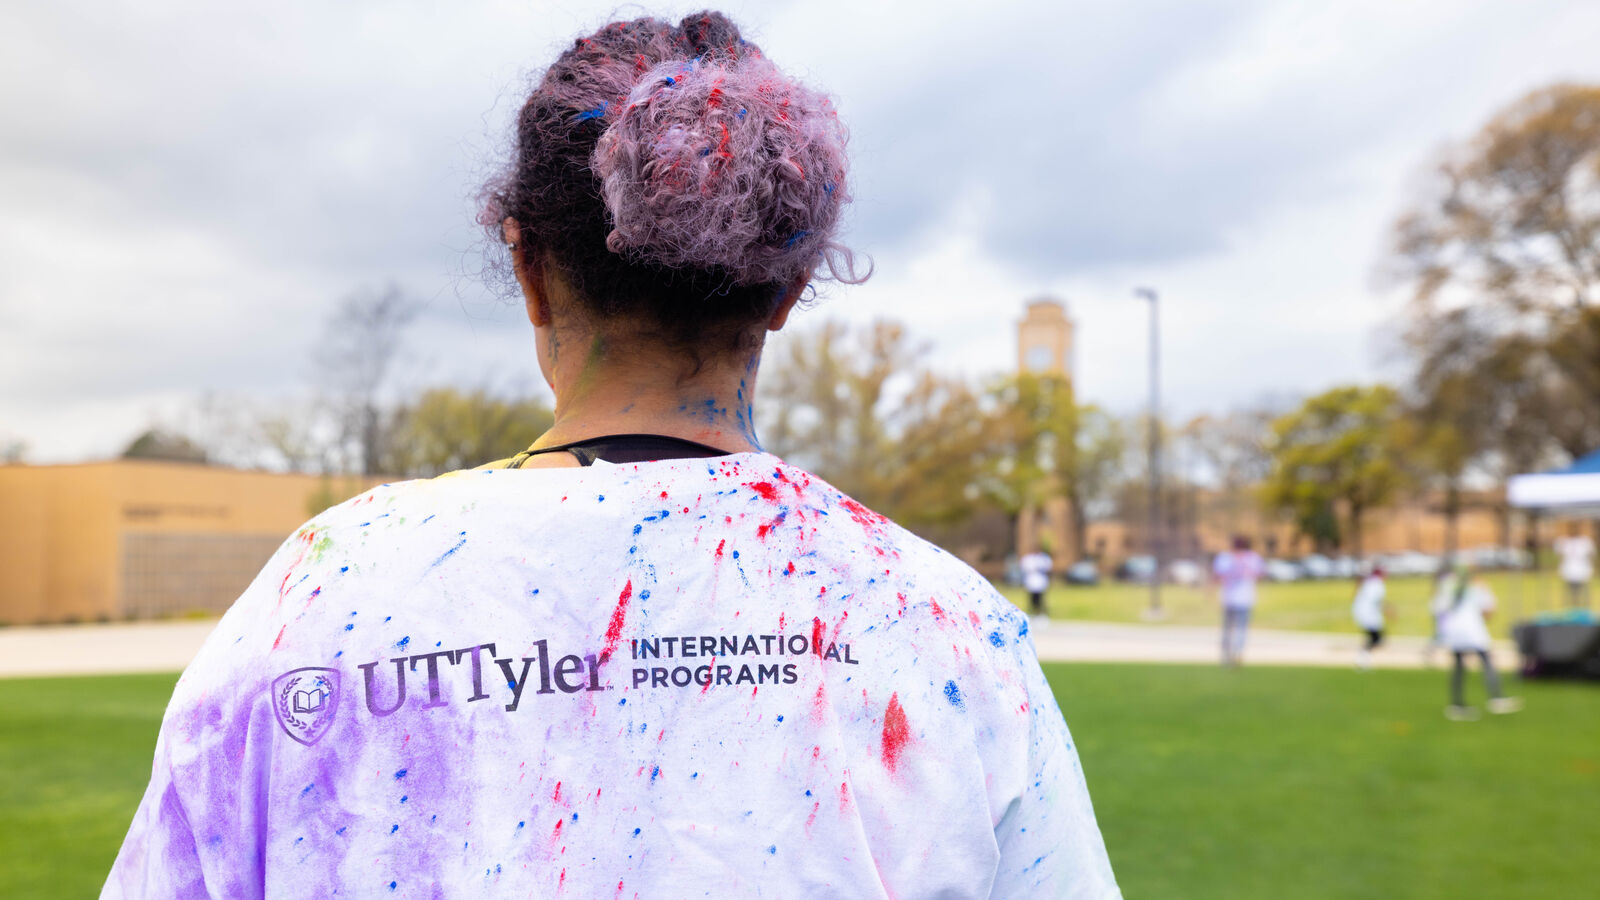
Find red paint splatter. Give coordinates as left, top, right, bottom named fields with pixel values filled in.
left=838, top=780, right=852, bottom=812
left=714, top=539, right=725, bottom=559
left=968, top=611, right=981, bottom=629
left=552, top=781, right=562, bottom=802
left=811, top=617, right=825, bottom=656
left=928, top=598, right=947, bottom=623
left=271, top=625, right=286, bottom=650
left=881, top=693, right=911, bottom=773
left=746, top=481, right=780, bottom=502
left=839, top=497, right=887, bottom=530
left=777, top=613, right=786, bottom=630
left=805, top=800, right=820, bottom=832
left=810, top=683, right=829, bottom=724
left=600, top=581, right=632, bottom=663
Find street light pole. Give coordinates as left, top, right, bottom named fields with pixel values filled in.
left=1134, top=287, right=1162, bottom=619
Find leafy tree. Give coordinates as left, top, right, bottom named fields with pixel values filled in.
left=121, top=428, right=208, bottom=464
left=1264, top=385, right=1403, bottom=555
left=1391, top=83, right=1600, bottom=483
left=758, top=319, right=986, bottom=528
left=975, top=373, right=1076, bottom=544
left=382, top=387, right=554, bottom=478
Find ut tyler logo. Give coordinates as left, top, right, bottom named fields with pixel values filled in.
left=272, top=667, right=340, bottom=746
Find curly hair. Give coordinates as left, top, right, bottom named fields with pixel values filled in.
left=480, top=11, right=865, bottom=356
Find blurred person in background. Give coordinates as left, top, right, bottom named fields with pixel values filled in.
left=1555, top=522, right=1595, bottom=609
left=1019, top=544, right=1054, bottom=629
left=101, top=11, right=1119, bottom=898
left=1351, top=564, right=1388, bottom=670
left=1212, top=535, right=1264, bottom=667
left=1434, top=565, right=1523, bottom=721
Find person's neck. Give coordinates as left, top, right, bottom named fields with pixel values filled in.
left=532, top=330, right=762, bottom=454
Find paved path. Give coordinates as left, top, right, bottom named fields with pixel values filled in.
left=0, top=617, right=1517, bottom=678
left=1028, top=620, right=1517, bottom=670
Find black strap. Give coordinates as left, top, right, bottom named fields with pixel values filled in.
left=505, top=433, right=734, bottom=468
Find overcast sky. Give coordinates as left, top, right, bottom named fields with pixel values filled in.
left=4, top=0, right=1600, bottom=462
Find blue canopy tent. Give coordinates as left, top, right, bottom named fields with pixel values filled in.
left=1508, top=449, right=1600, bottom=517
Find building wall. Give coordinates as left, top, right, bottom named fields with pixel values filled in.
left=0, top=462, right=382, bottom=624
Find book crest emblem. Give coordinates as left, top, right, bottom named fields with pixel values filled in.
left=272, top=667, right=341, bottom=746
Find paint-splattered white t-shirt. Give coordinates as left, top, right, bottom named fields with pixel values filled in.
left=105, top=453, right=1119, bottom=899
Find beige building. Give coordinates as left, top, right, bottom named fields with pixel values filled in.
left=1017, top=297, right=1075, bottom=377
left=0, top=461, right=380, bottom=625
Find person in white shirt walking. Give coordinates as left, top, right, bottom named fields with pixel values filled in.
left=1351, top=565, right=1389, bottom=670
left=1019, top=548, right=1054, bottom=627
left=1212, top=536, right=1264, bottom=667
left=1555, top=523, right=1595, bottom=609
left=1433, top=566, right=1523, bottom=721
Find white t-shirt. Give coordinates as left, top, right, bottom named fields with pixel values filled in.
left=105, top=453, right=1119, bottom=899
left=1437, top=581, right=1496, bottom=652
left=1212, top=551, right=1264, bottom=610
left=1351, top=576, right=1386, bottom=631
left=1020, top=551, right=1054, bottom=594
left=1556, top=534, right=1595, bottom=584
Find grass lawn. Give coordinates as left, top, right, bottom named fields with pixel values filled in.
left=3, top=666, right=1596, bottom=898
left=996, top=571, right=1581, bottom=639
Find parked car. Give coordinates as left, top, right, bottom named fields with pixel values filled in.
left=1063, top=560, right=1100, bottom=586
left=1115, top=555, right=1157, bottom=583
left=1263, top=558, right=1303, bottom=582
left=1168, top=559, right=1204, bottom=586
left=1331, top=556, right=1362, bottom=579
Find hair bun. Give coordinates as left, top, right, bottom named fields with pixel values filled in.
left=592, top=53, right=854, bottom=286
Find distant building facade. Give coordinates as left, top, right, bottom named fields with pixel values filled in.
left=0, top=461, right=380, bottom=624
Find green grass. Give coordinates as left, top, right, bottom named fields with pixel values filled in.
left=3, top=667, right=1596, bottom=898
left=997, top=571, right=1581, bottom=639
left=1051, top=664, right=1600, bottom=899
left=0, top=673, right=177, bottom=899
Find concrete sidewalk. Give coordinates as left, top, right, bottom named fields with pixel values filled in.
left=0, top=617, right=1517, bottom=678
left=1028, top=619, right=1517, bottom=670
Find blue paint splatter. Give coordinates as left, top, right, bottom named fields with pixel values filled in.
left=344, top=624, right=354, bottom=631
left=768, top=845, right=777, bottom=854
left=389, top=824, right=399, bottom=834
left=650, top=766, right=660, bottom=782
left=430, top=533, right=468, bottom=568
left=399, top=795, right=408, bottom=803
left=396, top=636, right=410, bottom=649
left=301, top=783, right=315, bottom=796
left=944, top=680, right=964, bottom=707
left=988, top=631, right=1005, bottom=648
left=597, top=494, right=606, bottom=502
left=394, top=769, right=408, bottom=780
left=633, top=827, right=641, bottom=836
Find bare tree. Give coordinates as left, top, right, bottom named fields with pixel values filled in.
left=317, top=285, right=422, bottom=475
